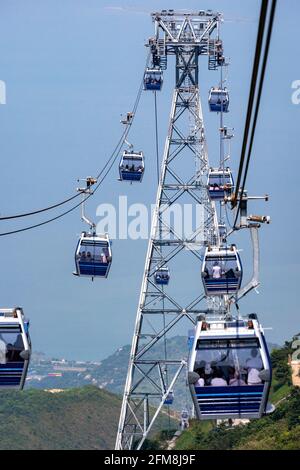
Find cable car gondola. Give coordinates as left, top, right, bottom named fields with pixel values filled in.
left=144, top=68, right=163, bottom=91
left=154, top=266, right=170, bottom=286
left=208, top=168, right=234, bottom=201
left=208, top=87, right=229, bottom=113
left=119, top=150, right=145, bottom=183
left=188, top=316, right=273, bottom=420
left=0, top=308, right=31, bottom=390
left=164, top=390, right=174, bottom=405
left=74, top=232, right=112, bottom=279
left=202, top=245, right=242, bottom=296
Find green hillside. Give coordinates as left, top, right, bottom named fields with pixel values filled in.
left=0, top=386, right=121, bottom=450
left=0, top=385, right=175, bottom=450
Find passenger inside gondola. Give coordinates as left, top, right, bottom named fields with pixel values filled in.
left=211, top=369, right=228, bottom=387
left=144, top=73, right=162, bottom=87
left=194, top=340, right=264, bottom=387
left=0, top=332, right=24, bottom=363
left=246, top=349, right=263, bottom=385
left=229, top=370, right=246, bottom=386
left=208, top=176, right=232, bottom=192
left=203, top=256, right=240, bottom=283
left=156, top=273, right=168, bottom=282
left=212, top=262, right=222, bottom=279
left=120, top=163, right=144, bottom=173
left=77, top=246, right=110, bottom=264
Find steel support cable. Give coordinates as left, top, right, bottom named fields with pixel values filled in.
left=0, top=140, right=124, bottom=237
left=0, top=125, right=125, bottom=222
left=236, top=0, right=277, bottom=220
left=0, top=192, right=82, bottom=221
left=0, top=132, right=128, bottom=237
left=232, top=0, right=269, bottom=209
left=0, top=127, right=126, bottom=222
left=0, top=56, right=149, bottom=237
left=0, top=53, right=149, bottom=223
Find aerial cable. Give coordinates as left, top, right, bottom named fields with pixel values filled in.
left=0, top=54, right=150, bottom=236
left=0, top=144, right=122, bottom=237
left=238, top=0, right=277, bottom=206
left=0, top=193, right=81, bottom=221
left=232, top=0, right=269, bottom=209
left=0, top=139, right=122, bottom=237
left=0, top=198, right=85, bottom=237
left=233, top=0, right=276, bottom=229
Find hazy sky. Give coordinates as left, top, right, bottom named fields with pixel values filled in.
left=0, top=0, right=298, bottom=360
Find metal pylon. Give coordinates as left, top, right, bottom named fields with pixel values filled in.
left=116, top=10, right=222, bottom=450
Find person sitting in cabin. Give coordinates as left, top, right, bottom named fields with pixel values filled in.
left=246, top=349, right=263, bottom=370
left=195, top=368, right=205, bottom=387
left=125, top=164, right=130, bottom=171
left=137, top=165, right=143, bottom=173
left=130, top=164, right=135, bottom=172
left=211, top=368, right=228, bottom=387
left=235, top=267, right=241, bottom=277
left=247, top=367, right=263, bottom=385
left=229, top=369, right=246, bottom=386
left=203, top=266, right=209, bottom=278
left=225, top=268, right=236, bottom=279
left=104, top=248, right=112, bottom=263
left=80, top=251, right=86, bottom=260
left=99, top=251, right=107, bottom=264
left=246, top=349, right=263, bottom=385
left=212, top=262, right=222, bottom=279
left=204, top=363, right=214, bottom=386
left=5, top=343, right=16, bottom=362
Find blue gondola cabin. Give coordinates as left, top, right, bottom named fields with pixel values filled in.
left=202, top=245, right=242, bottom=296
left=154, top=267, right=170, bottom=286
left=188, top=318, right=273, bottom=420
left=119, top=151, right=145, bottom=183
left=74, top=233, right=112, bottom=279
left=164, top=391, right=174, bottom=405
left=144, top=68, right=163, bottom=91
left=0, top=308, right=31, bottom=390
left=208, top=168, right=234, bottom=201
left=209, top=87, right=229, bottom=113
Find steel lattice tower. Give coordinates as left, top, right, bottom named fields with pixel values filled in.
left=116, top=10, right=224, bottom=450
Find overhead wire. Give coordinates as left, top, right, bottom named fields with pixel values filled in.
left=232, top=0, right=277, bottom=229
left=237, top=0, right=277, bottom=209
left=0, top=193, right=81, bottom=221
left=0, top=54, right=149, bottom=237
left=231, top=0, right=269, bottom=209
